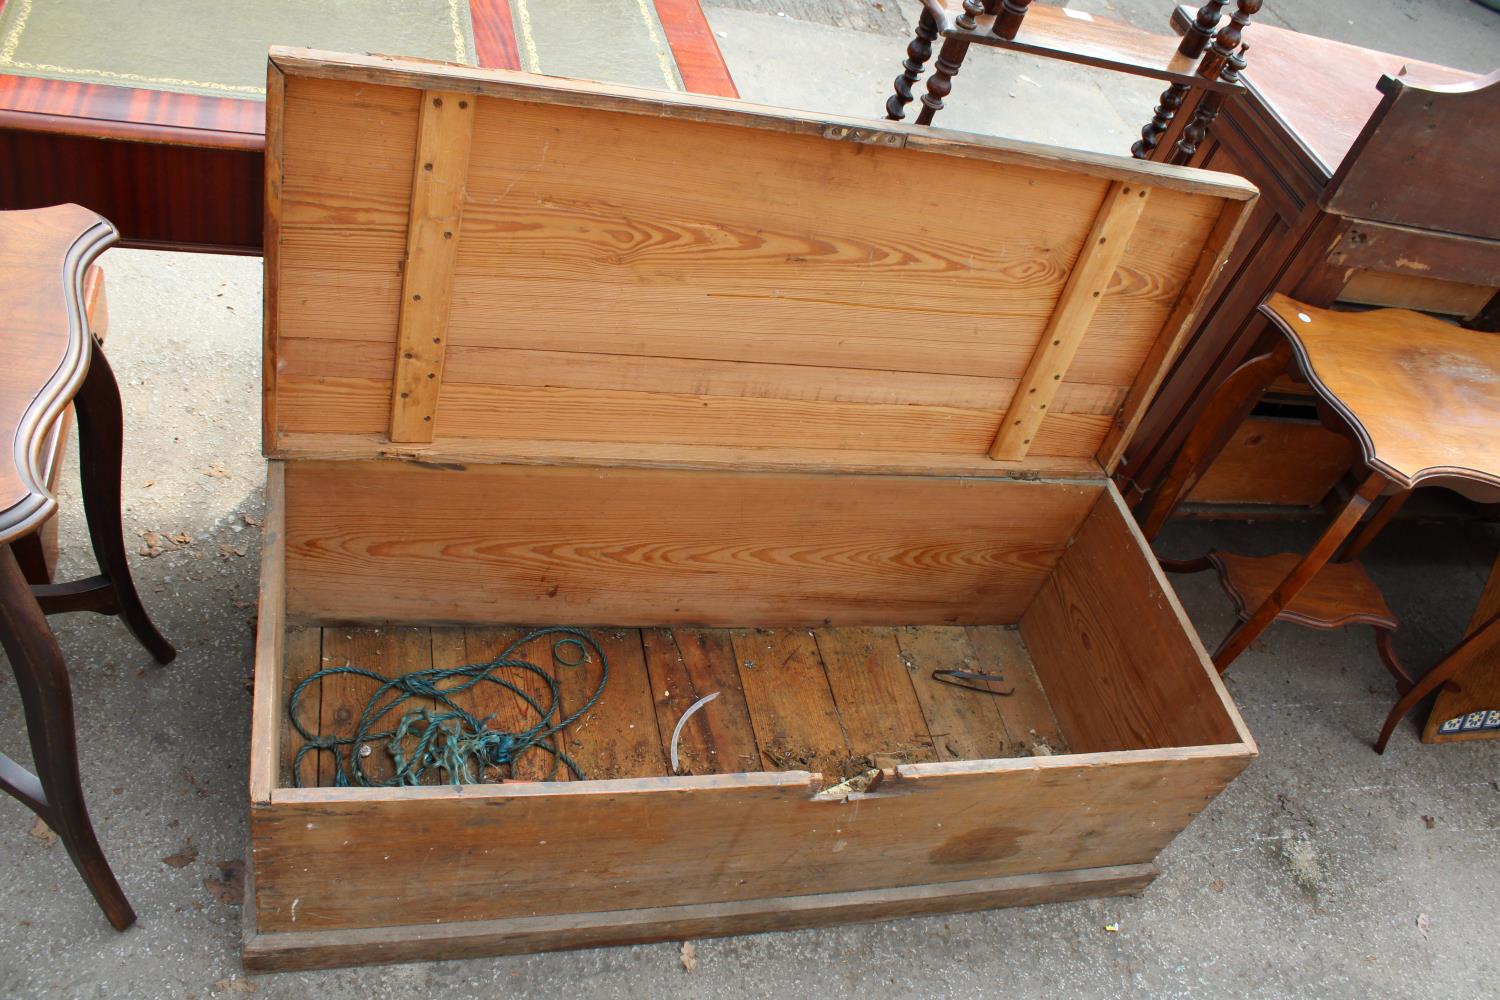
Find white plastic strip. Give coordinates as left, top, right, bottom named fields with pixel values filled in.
left=669, top=691, right=720, bottom=773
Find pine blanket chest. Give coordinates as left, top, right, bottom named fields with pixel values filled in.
left=245, top=48, right=1259, bottom=970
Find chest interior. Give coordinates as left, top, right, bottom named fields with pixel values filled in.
left=245, top=47, right=1258, bottom=970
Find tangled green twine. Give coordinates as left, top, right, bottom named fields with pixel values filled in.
left=289, top=627, right=607, bottom=787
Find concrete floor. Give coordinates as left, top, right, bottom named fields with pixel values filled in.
left=2, top=2, right=1498, bottom=997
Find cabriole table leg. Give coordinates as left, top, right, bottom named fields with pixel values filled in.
left=73, top=341, right=175, bottom=665
left=0, top=543, right=137, bottom=930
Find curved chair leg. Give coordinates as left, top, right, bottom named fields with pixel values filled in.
left=73, top=342, right=175, bottom=665
left=1137, top=339, right=1292, bottom=542
left=1376, top=611, right=1500, bottom=754
left=0, top=545, right=136, bottom=930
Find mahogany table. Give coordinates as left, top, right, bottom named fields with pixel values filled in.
left=1147, top=293, right=1500, bottom=753
left=1, top=205, right=176, bottom=929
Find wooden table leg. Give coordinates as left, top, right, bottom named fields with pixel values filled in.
left=1373, top=626, right=1413, bottom=693
left=1212, top=472, right=1387, bottom=672
left=0, top=544, right=136, bottom=930
left=10, top=530, right=51, bottom=584
left=73, top=341, right=174, bottom=665
left=1378, top=609, right=1500, bottom=754
left=1336, top=487, right=1411, bottom=563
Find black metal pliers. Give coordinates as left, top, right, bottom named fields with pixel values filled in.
left=931, top=669, right=1014, bottom=696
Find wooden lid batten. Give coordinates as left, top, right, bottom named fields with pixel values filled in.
left=262, top=50, right=1255, bottom=477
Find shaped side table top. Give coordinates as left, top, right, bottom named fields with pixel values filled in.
left=1264, top=294, right=1500, bottom=494
left=0, top=204, right=117, bottom=543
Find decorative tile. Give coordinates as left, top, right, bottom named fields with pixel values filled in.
left=1438, top=709, right=1500, bottom=734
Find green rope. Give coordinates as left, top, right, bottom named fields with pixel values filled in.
left=289, top=627, right=607, bottom=787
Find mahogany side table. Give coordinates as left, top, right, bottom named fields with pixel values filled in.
left=1141, top=293, right=1500, bottom=753
left=1, top=204, right=175, bottom=930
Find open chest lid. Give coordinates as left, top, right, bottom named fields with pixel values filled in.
left=262, top=47, right=1256, bottom=480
